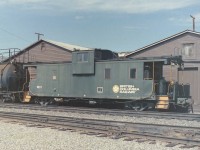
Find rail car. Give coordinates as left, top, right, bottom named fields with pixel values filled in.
left=21, top=49, right=192, bottom=111
left=0, top=62, right=26, bottom=102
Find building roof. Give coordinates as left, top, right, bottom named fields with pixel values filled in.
left=2, top=39, right=92, bottom=62
left=45, top=40, right=92, bottom=51
left=125, top=29, right=200, bottom=57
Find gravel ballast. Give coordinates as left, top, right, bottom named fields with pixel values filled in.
left=0, top=120, right=198, bottom=150
left=0, top=107, right=199, bottom=150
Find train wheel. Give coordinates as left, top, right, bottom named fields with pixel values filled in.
left=1, top=94, right=15, bottom=103
left=134, top=103, right=148, bottom=111
left=125, top=101, right=151, bottom=111
left=2, top=98, right=6, bottom=103
left=10, top=94, right=15, bottom=103
left=34, top=98, right=54, bottom=106
left=125, top=102, right=142, bottom=111
left=130, top=103, right=140, bottom=111
left=17, top=93, right=24, bottom=102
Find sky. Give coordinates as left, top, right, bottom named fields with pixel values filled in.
left=0, top=0, right=200, bottom=52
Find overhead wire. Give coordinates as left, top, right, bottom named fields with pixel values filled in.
left=0, top=26, right=31, bottom=43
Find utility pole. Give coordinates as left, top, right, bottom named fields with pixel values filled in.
left=35, top=32, right=44, bottom=41
left=190, top=15, right=195, bottom=31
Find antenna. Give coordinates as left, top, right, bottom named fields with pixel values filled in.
left=35, top=32, right=44, bottom=41
left=190, top=15, right=195, bottom=31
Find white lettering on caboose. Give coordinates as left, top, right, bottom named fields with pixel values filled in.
left=112, top=85, right=139, bottom=94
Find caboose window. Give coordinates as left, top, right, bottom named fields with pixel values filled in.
left=105, top=68, right=111, bottom=79
left=77, top=53, right=89, bottom=62
left=130, top=68, right=136, bottom=79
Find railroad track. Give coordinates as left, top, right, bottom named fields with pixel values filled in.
left=0, top=111, right=199, bottom=148
left=0, top=103, right=200, bottom=122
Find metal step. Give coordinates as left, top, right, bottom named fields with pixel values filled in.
left=155, top=95, right=169, bottom=109
left=24, top=98, right=31, bottom=102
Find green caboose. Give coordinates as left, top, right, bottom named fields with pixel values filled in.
left=23, top=49, right=191, bottom=111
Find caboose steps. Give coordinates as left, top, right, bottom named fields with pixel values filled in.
left=23, top=92, right=31, bottom=103
left=155, top=96, right=169, bottom=109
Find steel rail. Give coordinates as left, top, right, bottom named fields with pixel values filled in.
left=0, top=103, right=200, bottom=121
left=0, top=111, right=199, bottom=147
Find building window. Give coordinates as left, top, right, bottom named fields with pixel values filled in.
left=77, top=52, right=89, bottom=62
left=105, top=68, right=111, bottom=79
left=182, top=43, right=195, bottom=57
left=130, top=68, right=136, bottom=79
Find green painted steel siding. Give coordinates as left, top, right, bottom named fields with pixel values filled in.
left=93, top=62, right=153, bottom=99
left=29, top=60, right=154, bottom=100
left=72, top=51, right=94, bottom=75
